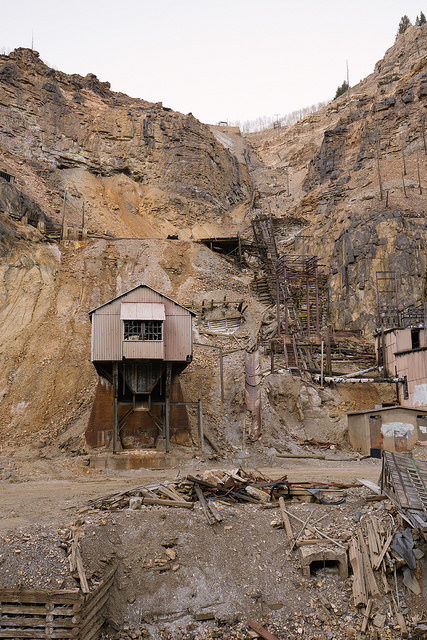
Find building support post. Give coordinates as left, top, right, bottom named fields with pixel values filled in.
left=165, top=398, right=170, bottom=453
left=112, top=362, right=118, bottom=454
left=165, top=363, right=172, bottom=453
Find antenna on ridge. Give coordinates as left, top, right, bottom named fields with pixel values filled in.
left=31, top=31, right=34, bottom=50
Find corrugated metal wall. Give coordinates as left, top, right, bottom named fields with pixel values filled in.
left=91, top=287, right=192, bottom=362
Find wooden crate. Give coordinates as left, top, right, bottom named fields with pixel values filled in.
left=0, top=565, right=116, bottom=640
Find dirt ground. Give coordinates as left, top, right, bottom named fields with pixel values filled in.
left=0, top=458, right=383, bottom=533
left=0, top=458, right=426, bottom=640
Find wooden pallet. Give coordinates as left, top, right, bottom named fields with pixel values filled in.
left=0, top=565, right=116, bottom=640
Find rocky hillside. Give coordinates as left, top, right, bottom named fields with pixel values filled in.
left=0, top=29, right=424, bottom=463
left=246, top=25, right=426, bottom=331
left=0, top=48, right=251, bottom=239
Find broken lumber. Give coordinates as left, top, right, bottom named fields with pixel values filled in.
left=247, top=620, right=281, bottom=640
left=373, top=532, right=393, bottom=571
left=361, top=598, right=372, bottom=634
left=282, top=506, right=346, bottom=549
left=142, top=497, right=194, bottom=508
left=357, top=528, right=380, bottom=598
left=276, top=452, right=325, bottom=460
left=295, top=538, right=338, bottom=547
left=278, top=497, right=294, bottom=545
left=246, top=486, right=270, bottom=502
left=349, top=537, right=368, bottom=607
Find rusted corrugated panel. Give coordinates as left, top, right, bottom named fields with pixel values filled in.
left=120, top=302, right=165, bottom=320
left=122, top=340, right=164, bottom=359
left=91, top=314, right=121, bottom=361
left=245, top=350, right=262, bottom=441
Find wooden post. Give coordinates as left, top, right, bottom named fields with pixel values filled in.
left=401, top=139, right=407, bottom=176
left=81, top=201, right=85, bottom=230
left=112, top=363, right=118, bottom=454
left=402, top=173, right=407, bottom=197
left=198, top=399, right=204, bottom=450
left=165, top=363, right=172, bottom=453
left=165, top=398, right=170, bottom=453
left=60, top=191, right=67, bottom=241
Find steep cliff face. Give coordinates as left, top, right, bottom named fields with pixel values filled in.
left=0, top=48, right=251, bottom=238
left=246, top=25, right=426, bottom=332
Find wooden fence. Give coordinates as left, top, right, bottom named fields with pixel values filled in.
left=0, top=565, right=115, bottom=640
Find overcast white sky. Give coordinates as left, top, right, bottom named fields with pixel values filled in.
left=1, top=1, right=424, bottom=123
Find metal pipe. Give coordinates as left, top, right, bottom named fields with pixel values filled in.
left=313, top=374, right=405, bottom=384
left=341, top=366, right=378, bottom=379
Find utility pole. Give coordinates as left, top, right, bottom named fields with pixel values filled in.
left=401, top=135, right=407, bottom=175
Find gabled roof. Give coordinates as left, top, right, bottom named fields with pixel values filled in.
left=88, top=284, right=196, bottom=316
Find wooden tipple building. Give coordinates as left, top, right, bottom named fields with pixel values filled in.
left=86, top=284, right=195, bottom=452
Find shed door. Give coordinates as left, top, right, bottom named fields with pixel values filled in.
left=369, top=415, right=382, bottom=458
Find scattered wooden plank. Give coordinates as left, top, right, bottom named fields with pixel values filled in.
left=391, top=593, right=408, bottom=638
left=361, top=598, right=372, bottom=633
left=157, top=485, right=190, bottom=502
left=290, top=511, right=313, bottom=552
left=246, top=486, right=270, bottom=502
left=357, top=479, right=382, bottom=495
left=75, top=548, right=90, bottom=594
left=142, top=497, right=194, bottom=508
left=194, top=483, right=216, bottom=525
left=373, top=533, right=394, bottom=571
left=349, top=537, right=368, bottom=607
left=295, top=538, right=339, bottom=547
left=357, top=528, right=380, bottom=599
left=276, top=452, right=325, bottom=460
left=278, top=497, right=294, bottom=545
left=282, top=506, right=346, bottom=550
left=247, top=619, right=281, bottom=640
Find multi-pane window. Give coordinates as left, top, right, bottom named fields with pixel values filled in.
left=124, top=320, right=162, bottom=341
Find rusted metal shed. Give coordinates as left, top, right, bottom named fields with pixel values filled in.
left=376, top=326, right=427, bottom=408
left=88, top=284, right=195, bottom=453
left=347, top=406, right=427, bottom=456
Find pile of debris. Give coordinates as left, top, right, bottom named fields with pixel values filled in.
left=87, top=468, right=350, bottom=521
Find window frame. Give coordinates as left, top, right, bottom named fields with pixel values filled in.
left=123, top=319, right=163, bottom=342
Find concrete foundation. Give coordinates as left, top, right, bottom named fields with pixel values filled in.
left=299, top=545, right=348, bottom=579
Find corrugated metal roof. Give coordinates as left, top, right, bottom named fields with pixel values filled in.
left=120, top=302, right=165, bottom=320
left=89, top=284, right=195, bottom=317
